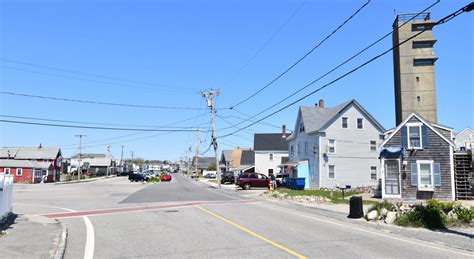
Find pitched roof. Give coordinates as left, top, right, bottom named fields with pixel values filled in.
left=192, top=156, right=215, bottom=169
left=240, top=150, right=255, bottom=166
left=0, top=159, right=52, bottom=169
left=0, top=147, right=61, bottom=160
left=381, top=113, right=454, bottom=147
left=70, top=153, right=107, bottom=159
left=221, top=150, right=232, bottom=162
left=254, top=133, right=290, bottom=151
left=288, top=99, right=385, bottom=139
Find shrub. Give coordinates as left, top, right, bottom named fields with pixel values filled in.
left=147, top=177, right=161, bottom=183
left=455, top=207, right=474, bottom=224
left=426, top=200, right=455, bottom=214
left=368, top=200, right=395, bottom=214
left=395, top=204, right=446, bottom=229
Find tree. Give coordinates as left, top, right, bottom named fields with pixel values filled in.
left=207, top=162, right=216, bottom=171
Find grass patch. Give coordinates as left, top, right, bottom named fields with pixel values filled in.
left=208, top=180, right=217, bottom=184
left=147, top=177, right=161, bottom=183
left=275, top=189, right=365, bottom=204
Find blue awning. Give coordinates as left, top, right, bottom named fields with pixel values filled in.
left=379, top=147, right=405, bottom=159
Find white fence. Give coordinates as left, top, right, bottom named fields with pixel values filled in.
left=0, top=174, right=14, bottom=222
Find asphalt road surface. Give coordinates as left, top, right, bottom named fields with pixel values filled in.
left=12, top=174, right=474, bottom=258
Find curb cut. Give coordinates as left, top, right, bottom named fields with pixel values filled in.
left=53, top=220, right=68, bottom=259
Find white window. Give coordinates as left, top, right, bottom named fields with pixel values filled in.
left=299, top=122, right=305, bottom=132
left=370, top=166, right=377, bottom=180
left=328, top=139, right=336, bottom=154
left=357, top=118, right=364, bottom=129
left=408, top=124, right=422, bottom=149
left=268, top=169, right=274, bottom=175
left=269, top=153, right=273, bottom=161
left=16, top=168, right=23, bottom=176
left=304, top=142, right=308, bottom=154
left=328, top=165, right=335, bottom=179
left=342, top=117, right=348, bottom=128
left=417, top=161, right=434, bottom=189
left=4, top=168, right=10, bottom=175
left=370, top=140, right=377, bottom=151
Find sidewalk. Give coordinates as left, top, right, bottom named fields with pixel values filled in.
left=0, top=214, right=66, bottom=258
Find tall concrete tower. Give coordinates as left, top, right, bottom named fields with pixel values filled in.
left=392, top=13, right=438, bottom=124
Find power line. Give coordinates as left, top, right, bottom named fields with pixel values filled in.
left=0, top=119, right=212, bottom=132
left=220, top=2, right=470, bottom=138
left=229, top=0, right=371, bottom=109
left=0, top=91, right=208, bottom=110
left=221, top=1, right=440, bottom=131
left=0, top=58, right=196, bottom=93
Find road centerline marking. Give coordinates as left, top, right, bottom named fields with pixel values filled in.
left=195, top=205, right=306, bottom=259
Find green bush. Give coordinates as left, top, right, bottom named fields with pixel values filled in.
left=426, top=200, right=455, bottom=214
left=368, top=200, right=395, bottom=214
left=147, top=177, right=161, bottom=183
left=455, top=207, right=474, bottom=224
left=395, top=204, right=446, bottom=229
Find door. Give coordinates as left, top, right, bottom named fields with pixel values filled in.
left=385, top=160, right=400, bottom=195
left=297, top=160, right=309, bottom=189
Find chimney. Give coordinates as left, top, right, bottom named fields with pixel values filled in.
left=282, top=125, right=286, bottom=139
left=319, top=99, right=324, bottom=108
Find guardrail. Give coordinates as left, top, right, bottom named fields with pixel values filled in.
left=0, top=174, right=13, bottom=223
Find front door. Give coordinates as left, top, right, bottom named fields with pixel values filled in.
left=385, top=160, right=400, bottom=195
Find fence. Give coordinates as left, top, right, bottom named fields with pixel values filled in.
left=0, top=174, right=14, bottom=223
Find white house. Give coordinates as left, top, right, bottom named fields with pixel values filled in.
left=287, top=99, right=386, bottom=189
left=254, top=133, right=289, bottom=176
left=454, top=127, right=473, bottom=151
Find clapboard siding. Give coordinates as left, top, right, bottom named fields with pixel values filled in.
left=383, top=116, right=453, bottom=200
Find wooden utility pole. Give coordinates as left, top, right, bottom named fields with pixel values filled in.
left=75, top=134, right=86, bottom=181
left=195, top=129, right=199, bottom=180
left=202, top=89, right=221, bottom=188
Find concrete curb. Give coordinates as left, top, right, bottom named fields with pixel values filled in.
left=55, top=175, right=115, bottom=185
left=53, top=220, right=68, bottom=259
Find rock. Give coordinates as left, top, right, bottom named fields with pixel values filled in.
left=385, top=211, right=397, bottom=224
left=366, top=210, right=379, bottom=221
left=447, top=210, right=458, bottom=220
left=380, top=208, right=388, bottom=217
left=309, top=197, right=316, bottom=202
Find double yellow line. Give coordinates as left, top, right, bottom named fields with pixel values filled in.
left=196, top=205, right=306, bottom=259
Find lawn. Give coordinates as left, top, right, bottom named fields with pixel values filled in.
left=275, top=189, right=376, bottom=205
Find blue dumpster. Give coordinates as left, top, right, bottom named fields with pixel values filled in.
left=289, top=177, right=305, bottom=190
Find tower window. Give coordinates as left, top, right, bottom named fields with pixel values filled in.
left=417, top=96, right=421, bottom=102
left=413, top=40, right=435, bottom=49
left=416, top=76, right=420, bottom=82
left=412, top=24, right=433, bottom=31
left=414, top=58, right=436, bottom=66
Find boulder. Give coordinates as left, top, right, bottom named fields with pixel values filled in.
left=380, top=208, right=388, bottom=217
left=385, top=211, right=397, bottom=224
left=447, top=210, right=458, bottom=220
left=366, top=210, right=379, bottom=221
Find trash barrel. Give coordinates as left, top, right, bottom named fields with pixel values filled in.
left=348, top=196, right=363, bottom=218
left=289, top=178, right=305, bottom=190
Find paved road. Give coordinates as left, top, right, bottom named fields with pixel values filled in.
left=12, top=174, right=474, bottom=258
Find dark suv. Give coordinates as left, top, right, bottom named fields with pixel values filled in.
left=236, top=173, right=269, bottom=190
left=128, top=173, right=146, bottom=182
left=221, top=171, right=235, bottom=184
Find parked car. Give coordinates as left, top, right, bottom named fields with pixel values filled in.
left=205, top=173, right=216, bottom=179
left=129, top=173, right=146, bottom=182
left=161, top=174, right=172, bottom=182
left=236, top=173, right=270, bottom=190
left=221, top=171, right=235, bottom=184
left=190, top=172, right=197, bottom=178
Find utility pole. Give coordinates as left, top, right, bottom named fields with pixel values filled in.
left=202, top=89, right=221, bottom=188
left=195, top=129, right=199, bottom=180
left=119, top=145, right=124, bottom=174
left=130, top=151, right=135, bottom=172
left=75, top=134, right=86, bottom=181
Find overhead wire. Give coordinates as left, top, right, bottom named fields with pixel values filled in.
left=229, top=0, right=371, bottom=109
left=220, top=1, right=440, bottom=132
left=220, top=1, right=465, bottom=138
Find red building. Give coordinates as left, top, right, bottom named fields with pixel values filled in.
left=0, top=146, right=62, bottom=183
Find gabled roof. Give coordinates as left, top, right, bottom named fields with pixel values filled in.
left=220, top=150, right=232, bottom=163
left=381, top=113, right=454, bottom=147
left=288, top=99, right=385, bottom=139
left=192, top=156, right=215, bottom=169
left=455, top=127, right=474, bottom=137
left=0, top=159, right=52, bottom=169
left=240, top=150, right=255, bottom=166
left=254, top=133, right=290, bottom=151
left=71, top=153, right=107, bottom=159
left=0, top=147, right=61, bottom=160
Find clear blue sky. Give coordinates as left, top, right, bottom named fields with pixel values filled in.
left=1, top=0, right=473, bottom=161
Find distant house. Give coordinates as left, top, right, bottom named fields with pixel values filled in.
left=219, top=150, right=232, bottom=172
left=0, top=146, right=62, bottom=183
left=229, top=148, right=255, bottom=174
left=380, top=113, right=455, bottom=200
left=70, top=153, right=113, bottom=176
left=254, top=133, right=289, bottom=176
left=287, top=99, right=385, bottom=189
left=454, top=127, right=473, bottom=151
left=192, top=156, right=215, bottom=173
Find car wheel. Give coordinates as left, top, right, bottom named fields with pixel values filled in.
left=243, top=183, right=251, bottom=190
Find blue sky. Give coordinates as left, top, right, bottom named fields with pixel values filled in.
left=1, top=0, right=473, bottom=161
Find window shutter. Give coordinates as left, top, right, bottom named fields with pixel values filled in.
left=401, top=126, right=408, bottom=148
left=421, top=125, right=428, bottom=149
left=433, top=163, right=441, bottom=187
left=411, top=163, right=418, bottom=186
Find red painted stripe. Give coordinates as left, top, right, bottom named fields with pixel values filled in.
left=42, top=200, right=256, bottom=219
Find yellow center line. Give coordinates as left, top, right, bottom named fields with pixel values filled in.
left=195, top=205, right=306, bottom=259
